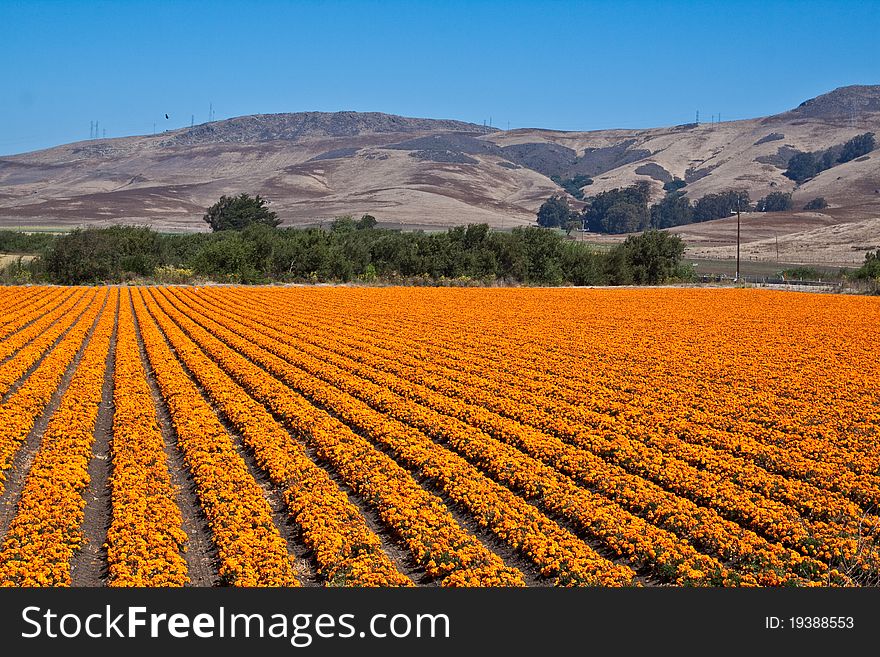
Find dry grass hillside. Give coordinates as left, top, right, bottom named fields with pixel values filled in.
left=0, top=85, right=878, bottom=264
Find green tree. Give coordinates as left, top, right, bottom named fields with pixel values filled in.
left=203, top=193, right=280, bottom=231
left=784, top=152, right=821, bottom=183
left=756, top=191, right=793, bottom=212
left=854, top=250, right=880, bottom=280
left=550, top=174, right=593, bottom=200
left=650, top=191, right=693, bottom=228
left=838, top=132, right=875, bottom=163
left=662, top=178, right=687, bottom=193
left=616, top=229, right=686, bottom=284
left=330, top=215, right=358, bottom=233
left=356, top=214, right=378, bottom=229
left=536, top=195, right=575, bottom=228
left=804, top=197, right=828, bottom=210
left=692, top=190, right=750, bottom=222
left=583, top=182, right=651, bottom=234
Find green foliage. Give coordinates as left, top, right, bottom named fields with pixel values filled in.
left=784, top=133, right=875, bottom=183
left=357, top=214, right=378, bottom=229
left=330, top=215, right=358, bottom=233
left=662, top=178, right=687, bottom=193
left=803, top=197, right=828, bottom=211
left=692, top=190, right=751, bottom=222
left=31, top=221, right=686, bottom=287
left=756, top=191, right=793, bottom=212
left=0, top=231, right=56, bottom=254
left=784, top=152, right=821, bottom=183
left=780, top=266, right=822, bottom=280
left=153, top=264, right=195, bottom=284
left=613, top=230, right=686, bottom=284
left=43, top=226, right=160, bottom=284
left=650, top=190, right=693, bottom=228
left=550, top=174, right=593, bottom=200
left=203, top=193, right=281, bottom=231
left=0, top=257, right=36, bottom=284
left=536, top=195, right=575, bottom=228
left=583, top=182, right=651, bottom=234
left=838, top=132, right=875, bottom=163
left=854, top=250, right=880, bottom=280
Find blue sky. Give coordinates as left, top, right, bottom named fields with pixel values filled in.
left=2, top=0, right=878, bottom=155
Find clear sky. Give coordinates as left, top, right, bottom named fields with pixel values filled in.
left=2, top=0, right=878, bottom=155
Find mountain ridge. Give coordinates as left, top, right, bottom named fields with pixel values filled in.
left=1, top=85, right=878, bottom=265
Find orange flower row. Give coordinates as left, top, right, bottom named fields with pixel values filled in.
left=161, top=287, right=636, bottom=587
left=178, top=288, right=730, bottom=586
left=221, top=293, right=836, bottom=586
left=0, top=286, right=59, bottom=331
left=130, top=291, right=299, bottom=587
left=245, top=287, right=876, bottom=578
left=0, top=289, right=104, bottom=495
left=0, top=288, right=76, bottom=361
left=0, top=289, right=117, bottom=586
left=261, top=301, right=857, bottom=582
left=105, top=290, right=189, bottom=587
left=331, top=288, right=880, bottom=506
left=147, top=288, right=529, bottom=586
left=136, top=289, right=411, bottom=587
left=306, top=296, right=869, bottom=524
left=0, top=289, right=89, bottom=395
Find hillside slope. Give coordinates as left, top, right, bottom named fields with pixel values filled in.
left=0, top=86, right=878, bottom=264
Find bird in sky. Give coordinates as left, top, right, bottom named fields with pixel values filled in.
left=165, top=113, right=169, bottom=119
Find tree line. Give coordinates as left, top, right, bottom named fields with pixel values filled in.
left=784, top=132, right=875, bottom=184
left=540, top=182, right=829, bottom=234
left=0, top=194, right=691, bottom=286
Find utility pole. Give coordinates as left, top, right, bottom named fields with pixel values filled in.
left=191, top=114, right=194, bottom=128
left=735, top=199, right=741, bottom=283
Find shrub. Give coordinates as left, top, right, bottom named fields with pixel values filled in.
left=662, top=178, right=687, bottom=193
left=609, top=229, right=686, bottom=284
left=804, top=197, right=828, bottom=211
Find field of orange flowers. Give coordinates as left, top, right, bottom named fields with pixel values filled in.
left=0, top=285, right=877, bottom=587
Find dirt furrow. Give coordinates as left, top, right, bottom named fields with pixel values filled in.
left=130, top=298, right=220, bottom=587
left=70, top=298, right=119, bottom=586
left=0, top=296, right=93, bottom=406
left=151, top=328, right=322, bottom=586
left=296, top=438, right=431, bottom=586
left=0, top=293, right=106, bottom=547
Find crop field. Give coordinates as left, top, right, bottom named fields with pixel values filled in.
left=0, top=285, right=878, bottom=587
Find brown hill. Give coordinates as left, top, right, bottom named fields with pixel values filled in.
left=1, top=86, right=878, bottom=264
